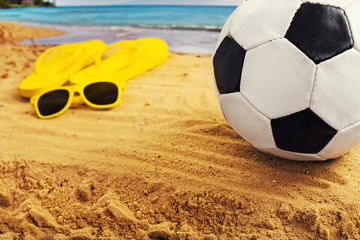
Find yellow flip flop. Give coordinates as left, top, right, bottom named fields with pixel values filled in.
left=69, top=37, right=169, bottom=85
left=19, top=40, right=106, bottom=98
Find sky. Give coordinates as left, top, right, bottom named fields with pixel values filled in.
left=55, top=0, right=240, bottom=6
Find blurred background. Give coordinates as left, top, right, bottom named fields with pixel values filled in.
left=0, top=0, right=240, bottom=53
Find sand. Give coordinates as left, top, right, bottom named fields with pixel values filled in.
left=0, top=21, right=63, bottom=42
left=0, top=22, right=360, bottom=240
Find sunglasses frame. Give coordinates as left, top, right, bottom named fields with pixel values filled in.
left=30, top=80, right=126, bottom=119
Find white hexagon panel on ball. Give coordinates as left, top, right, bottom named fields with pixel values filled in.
left=230, top=0, right=301, bottom=50
left=240, top=38, right=316, bottom=120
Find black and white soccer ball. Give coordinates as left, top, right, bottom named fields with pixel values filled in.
left=213, top=0, right=360, bottom=161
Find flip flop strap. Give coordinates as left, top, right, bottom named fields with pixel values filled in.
left=35, top=43, right=83, bottom=74
left=95, top=40, right=144, bottom=75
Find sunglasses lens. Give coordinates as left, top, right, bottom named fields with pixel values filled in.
left=38, top=90, right=70, bottom=116
left=84, top=82, right=118, bottom=105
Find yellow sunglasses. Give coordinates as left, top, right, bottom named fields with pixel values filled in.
left=30, top=81, right=126, bottom=119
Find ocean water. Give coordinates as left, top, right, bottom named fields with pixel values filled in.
left=0, top=5, right=237, bottom=53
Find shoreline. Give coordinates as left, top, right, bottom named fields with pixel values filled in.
left=0, top=20, right=213, bottom=58
left=18, top=21, right=219, bottom=54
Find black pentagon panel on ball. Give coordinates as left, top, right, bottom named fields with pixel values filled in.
left=213, top=35, right=246, bottom=94
left=271, top=108, right=337, bottom=154
left=285, top=2, right=353, bottom=64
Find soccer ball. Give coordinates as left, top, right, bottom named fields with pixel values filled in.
left=213, top=0, right=360, bottom=161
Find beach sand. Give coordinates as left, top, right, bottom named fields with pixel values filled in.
left=1, top=22, right=360, bottom=240
left=0, top=21, right=63, bottom=42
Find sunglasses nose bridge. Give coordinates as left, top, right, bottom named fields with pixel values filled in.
left=72, top=84, right=83, bottom=92
left=70, top=86, right=85, bottom=106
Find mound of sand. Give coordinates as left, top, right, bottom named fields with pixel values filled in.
left=0, top=21, right=63, bottom=42
left=0, top=25, right=360, bottom=239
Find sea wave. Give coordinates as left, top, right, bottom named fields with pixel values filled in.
left=50, top=23, right=222, bottom=32
left=135, top=24, right=222, bottom=32
left=0, top=5, right=233, bottom=32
